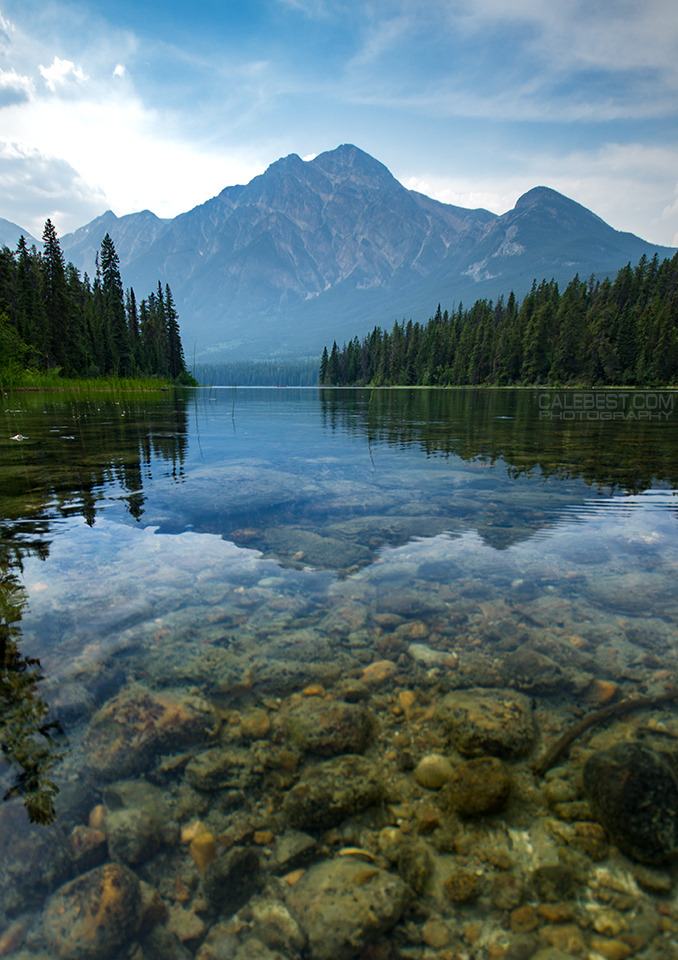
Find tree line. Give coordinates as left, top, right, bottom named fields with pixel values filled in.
left=0, top=220, right=192, bottom=382
left=319, top=252, right=678, bottom=387
left=193, top=359, right=319, bottom=386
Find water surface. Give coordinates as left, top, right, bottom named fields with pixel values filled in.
left=2, top=386, right=678, bottom=957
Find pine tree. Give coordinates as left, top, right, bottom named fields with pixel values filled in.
left=318, top=345, right=329, bottom=384
left=41, top=219, right=76, bottom=372
left=164, top=284, right=186, bottom=379
left=100, top=234, right=131, bottom=375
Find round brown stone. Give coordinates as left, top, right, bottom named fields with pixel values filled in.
left=43, top=862, right=141, bottom=960
left=445, top=757, right=510, bottom=816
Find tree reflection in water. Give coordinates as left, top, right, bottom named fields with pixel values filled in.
left=0, top=552, right=65, bottom=824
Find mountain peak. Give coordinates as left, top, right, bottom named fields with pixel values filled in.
left=514, top=185, right=607, bottom=228
left=311, top=143, right=397, bottom=188
left=515, top=186, right=565, bottom=208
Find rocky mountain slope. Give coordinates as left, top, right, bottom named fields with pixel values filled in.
left=4, top=145, right=675, bottom=360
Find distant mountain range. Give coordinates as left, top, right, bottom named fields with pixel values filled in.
left=4, top=145, right=675, bottom=361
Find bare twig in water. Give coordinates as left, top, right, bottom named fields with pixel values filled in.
left=534, top=686, right=678, bottom=776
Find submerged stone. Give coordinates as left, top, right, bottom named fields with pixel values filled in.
left=282, top=698, right=374, bottom=756
left=82, top=684, right=221, bottom=780
left=286, top=857, right=410, bottom=960
left=43, top=863, right=141, bottom=960
left=414, top=753, right=454, bottom=790
left=202, top=845, right=262, bottom=916
left=583, top=741, right=678, bottom=864
left=0, top=801, right=71, bottom=916
left=445, top=756, right=511, bottom=816
left=282, top=754, right=382, bottom=830
left=185, top=744, right=259, bottom=791
left=439, top=687, right=536, bottom=759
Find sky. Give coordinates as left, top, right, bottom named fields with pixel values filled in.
left=1, top=0, right=677, bottom=246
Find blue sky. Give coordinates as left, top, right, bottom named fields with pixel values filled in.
left=1, top=0, right=677, bottom=245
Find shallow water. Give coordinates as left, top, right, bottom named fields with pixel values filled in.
left=2, top=386, right=678, bottom=958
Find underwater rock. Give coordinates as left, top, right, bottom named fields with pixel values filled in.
left=249, top=894, right=307, bottom=954
left=396, top=841, right=433, bottom=894
left=105, top=807, right=160, bottom=865
left=501, top=646, right=566, bottom=694
left=202, top=845, right=262, bottom=916
left=583, top=741, right=678, bottom=864
left=0, top=801, right=72, bottom=916
left=584, top=571, right=672, bottom=614
left=43, top=862, right=141, bottom=960
left=185, top=744, right=259, bottom=791
left=82, top=684, right=221, bottom=780
left=271, top=830, right=318, bottom=874
left=282, top=754, right=382, bottom=831
left=414, top=753, right=454, bottom=790
left=281, top=698, right=374, bottom=756
left=69, top=825, right=107, bottom=873
left=262, top=526, right=372, bottom=570
left=439, top=687, right=536, bottom=758
left=445, top=756, right=511, bottom=817
left=286, top=857, right=410, bottom=960
left=445, top=867, right=485, bottom=903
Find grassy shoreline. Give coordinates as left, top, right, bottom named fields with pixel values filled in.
left=0, top=369, right=195, bottom=392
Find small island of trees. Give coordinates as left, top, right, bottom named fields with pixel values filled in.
left=0, top=220, right=195, bottom=386
left=319, top=252, right=678, bottom=387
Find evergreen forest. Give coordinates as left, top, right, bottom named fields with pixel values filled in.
left=319, top=253, right=678, bottom=387
left=193, top=359, right=319, bottom=386
left=0, top=221, right=192, bottom=383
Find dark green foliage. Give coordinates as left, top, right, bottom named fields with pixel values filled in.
left=320, top=253, right=678, bottom=387
left=0, top=224, right=190, bottom=382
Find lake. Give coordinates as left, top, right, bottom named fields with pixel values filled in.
left=1, top=386, right=678, bottom=959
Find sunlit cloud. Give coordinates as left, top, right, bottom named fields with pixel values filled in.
left=39, top=56, right=87, bottom=93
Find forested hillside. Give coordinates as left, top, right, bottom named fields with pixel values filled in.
left=320, top=253, right=678, bottom=387
left=193, top=359, right=319, bottom=386
left=0, top=221, right=191, bottom=383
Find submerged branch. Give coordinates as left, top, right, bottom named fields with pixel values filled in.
left=534, top=686, right=678, bottom=776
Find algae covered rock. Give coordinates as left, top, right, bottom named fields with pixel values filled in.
left=445, top=757, right=511, bottom=817
left=43, top=862, right=141, bottom=960
left=185, top=744, right=259, bottom=791
left=583, top=741, right=678, bottom=864
left=439, top=687, right=535, bottom=759
left=282, top=754, right=382, bottom=830
left=286, top=857, right=410, bottom=960
left=282, top=697, right=374, bottom=756
left=82, top=684, right=220, bottom=780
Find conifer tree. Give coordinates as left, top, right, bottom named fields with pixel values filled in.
left=100, top=234, right=131, bottom=375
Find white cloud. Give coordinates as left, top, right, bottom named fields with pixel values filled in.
left=402, top=140, right=678, bottom=248
left=113, top=63, right=126, bottom=78
left=0, top=67, right=33, bottom=107
left=39, top=55, right=87, bottom=92
left=0, top=138, right=107, bottom=238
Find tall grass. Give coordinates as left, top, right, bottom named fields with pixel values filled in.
left=0, top=366, right=179, bottom=393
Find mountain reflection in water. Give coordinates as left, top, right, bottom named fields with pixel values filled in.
left=1, top=386, right=678, bottom=959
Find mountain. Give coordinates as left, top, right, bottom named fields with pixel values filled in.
left=4, top=146, right=674, bottom=361
left=0, top=217, right=38, bottom=249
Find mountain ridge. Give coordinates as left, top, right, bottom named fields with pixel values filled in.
left=2, top=145, right=674, bottom=361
